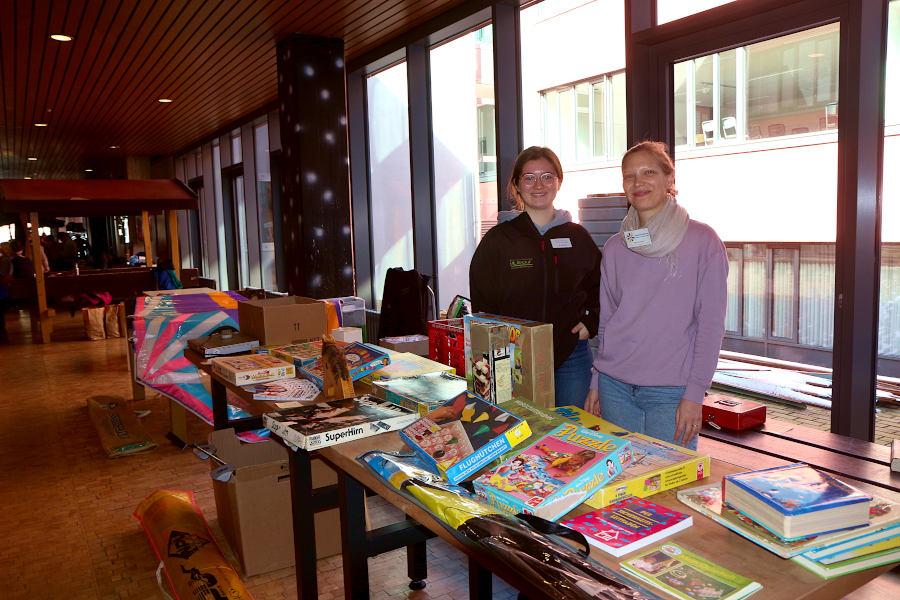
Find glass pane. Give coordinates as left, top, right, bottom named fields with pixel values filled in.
left=694, top=56, right=714, bottom=145
left=575, top=82, right=591, bottom=161
left=254, top=122, right=278, bottom=290
left=544, top=91, right=560, bottom=153
left=725, top=246, right=742, bottom=333
left=477, top=104, right=497, bottom=182
left=771, top=248, right=795, bottom=339
left=719, top=49, right=737, bottom=139
left=558, top=87, right=576, bottom=162
left=591, top=81, right=607, bottom=157
left=798, top=245, right=835, bottom=348
left=611, top=72, right=627, bottom=157
left=431, top=24, right=498, bottom=310
left=742, top=244, right=766, bottom=338
left=657, top=0, right=739, bottom=25
left=212, top=141, right=227, bottom=288
left=231, top=132, right=242, bottom=164
left=367, top=62, right=414, bottom=311
left=747, top=24, right=839, bottom=138
left=233, top=175, right=250, bottom=288
left=674, top=61, right=689, bottom=147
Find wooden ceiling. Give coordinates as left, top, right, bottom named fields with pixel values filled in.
left=0, top=0, right=469, bottom=180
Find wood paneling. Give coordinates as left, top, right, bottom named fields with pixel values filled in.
left=0, top=0, right=467, bottom=179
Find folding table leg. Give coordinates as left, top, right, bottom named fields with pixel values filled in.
left=289, top=449, right=318, bottom=599
left=406, top=516, right=427, bottom=590
left=468, top=556, right=492, bottom=599
left=339, top=472, right=369, bottom=600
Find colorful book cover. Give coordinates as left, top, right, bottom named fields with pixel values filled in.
left=792, top=546, right=900, bottom=579
left=270, top=340, right=348, bottom=367
left=621, top=543, right=762, bottom=600
left=494, top=399, right=570, bottom=465
left=399, top=392, right=532, bottom=484
left=358, top=352, right=454, bottom=387
left=812, top=530, right=900, bottom=564
left=724, top=463, right=872, bottom=516
left=677, top=483, right=899, bottom=559
left=803, top=521, right=900, bottom=562
left=210, top=354, right=296, bottom=385
left=297, top=342, right=391, bottom=387
left=372, top=372, right=469, bottom=415
left=263, top=395, right=417, bottom=450
left=472, top=423, right=633, bottom=521
left=562, top=497, right=693, bottom=557
left=555, top=406, right=711, bottom=508
left=242, top=377, right=321, bottom=402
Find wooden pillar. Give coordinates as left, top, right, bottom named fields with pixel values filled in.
left=28, top=212, right=52, bottom=343
left=166, top=210, right=181, bottom=278
left=276, top=34, right=354, bottom=297
left=141, top=210, right=154, bottom=266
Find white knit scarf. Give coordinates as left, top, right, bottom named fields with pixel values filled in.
left=620, top=194, right=689, bottom=258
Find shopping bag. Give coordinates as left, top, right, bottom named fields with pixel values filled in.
left=83, top=306, right=106, bottom=340
left=104, top=303, right=123, bottom=338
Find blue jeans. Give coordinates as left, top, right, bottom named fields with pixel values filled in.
left=598, top=372, right=696, bottom=450
left=554, top=339, right=593, bottom=409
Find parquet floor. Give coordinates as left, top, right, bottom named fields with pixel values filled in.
left=0, top=311, right=517, bottom=600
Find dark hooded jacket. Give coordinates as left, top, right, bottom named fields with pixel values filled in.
left=469, top=210, right=601, bottom=369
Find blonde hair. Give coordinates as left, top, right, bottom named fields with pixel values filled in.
left=622, top=141, right=678, bottom=197
left=508, top=146, right=564, bottom=210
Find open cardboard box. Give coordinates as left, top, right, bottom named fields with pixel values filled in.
left=209, top=429, right=342, bottom=576
left=238, top=296, right=329, bottom=346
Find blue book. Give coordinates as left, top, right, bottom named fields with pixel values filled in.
left=723, top=463, right=872, bottom=541
left=399, top=392, right=532, bottom=484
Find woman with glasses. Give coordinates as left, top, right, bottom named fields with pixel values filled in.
left=584, top=141, right=727, bottom=449
left=469, top=146, right=601, bottom=409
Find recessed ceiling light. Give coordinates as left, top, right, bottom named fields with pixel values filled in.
left=27, top=157, right=37, bottom=161
left=34, top=122, right=48, bottom=127
left=24, top=176, right=32, bottom=179
left=158, top=98, right=173, bottom=103
left=50, top=34, right=73, bottom=42
left=84, top=169, right=93, bottom=173
left=108, top=145, right=119, bottom=149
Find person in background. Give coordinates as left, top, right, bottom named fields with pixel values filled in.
left=24, top=233, right=50, bottom=274
left=469, top=146, right=601, bottom=409
left=585, top=141, right=727, bottom=449
left=0, top=242, right=12, bottom=341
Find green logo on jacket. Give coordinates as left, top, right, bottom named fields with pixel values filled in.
left=509, top=258, right=534, bottom=269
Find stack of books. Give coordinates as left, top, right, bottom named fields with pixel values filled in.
left=371, top=372, right=468, bottom=415
left=297, top=342, right=390, bottom=388
left=678, top=463, right=900, bottom=578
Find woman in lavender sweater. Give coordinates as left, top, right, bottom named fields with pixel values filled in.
left=584, top=141, right=728, bottom=449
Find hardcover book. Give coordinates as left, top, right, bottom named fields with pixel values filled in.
left=242, top=377, right=321, bottom=402
left=399, top=392, right=532, bottom=484
left=723, top=463, right=872, bottom=540
left=263, top=395, right=417, bottom=450
left=810, top=530, right=900, bottom=564
left=472, top=423, right=633, bottom=521
left=792, top=546, right=900, bottom=579
left=297, top=342, right=391, bottom=388
left=269, top=340, right=348, bottom=367
left=620, top=543, right=762, bottom=600
left=555, top=406, right=710, bottom=508
left=372, top=372, right=468, bottom=415
left=677, top=483, right=899, bottom=558
left=562, top=497, right=693, bottom=557
left=210, top=354, right=296, bottom=386
left=358, top=352, right=454, bottom=388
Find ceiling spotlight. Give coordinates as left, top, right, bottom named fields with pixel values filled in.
left=50, top=34, right=73, bottom=42
left=108, top=145, right=119, bottom=149
left=84, top=169, right=94, bottom=173
left=24, top=176, right=32, bottom=179
left=158, top=98, right=173, bottom=103
left=34, top=122, right=48, bottom=127
left=27, top=157, right=38, bottom=161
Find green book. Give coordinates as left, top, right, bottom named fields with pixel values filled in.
left=792, top=546, right=900, bottom=579
left=620, top=543, right=762, bottom=600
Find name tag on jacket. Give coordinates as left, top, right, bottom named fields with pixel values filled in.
left=550, top=238, right=572, bottom=249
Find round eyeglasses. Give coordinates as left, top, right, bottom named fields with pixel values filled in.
left=519, top=172, right=558, bottom=188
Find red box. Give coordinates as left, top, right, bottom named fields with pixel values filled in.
left=427, top=318, right=465, bottom=376
left=702, top=394, right=766, bottom=431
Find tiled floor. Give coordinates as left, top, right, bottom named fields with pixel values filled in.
left=0, top=311, right=517, bottom=599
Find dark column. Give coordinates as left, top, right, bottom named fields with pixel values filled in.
left=276, top=34, right=354, bottom=298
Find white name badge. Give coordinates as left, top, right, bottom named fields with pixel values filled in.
left=550, top=237, right=573, bottom=249
left=624, top=228, right=652, bottom=248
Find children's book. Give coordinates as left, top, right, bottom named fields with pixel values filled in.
left=297, top=342, right=390, bottom=388
left=494, top=399, right=570, bottom=465
left=399, top=392, right=531, bottom=484
left=792, top=546, right=900, bottom=579
left=810, top=530, right=900, bottom=564
left=677, top=483, right=899, bottom=558
left=263, top=395, right=417, bottom=450
left=472, top=423, right=633, bottom=521
left=270, top=340, right=348, bottom=367
left=242, top=377, right=321, bottom=402
left=555, top=406, right=710, bottom=508
left=210, top=354, right=296, bottom=385
left=358, top=352, right=454, bottom=387
left=372, top=372, right=468, bottom=415
left=620, top=543, right=762, bottom=600
left=723, top=463, right=872, bottom=540
left=562, top=497, right=693, bottom=557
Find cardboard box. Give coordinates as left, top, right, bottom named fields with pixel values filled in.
left=379, top=334, right=430, bottom=356
left=238, top=296, right=329, bottom=346
left=208, top=429, right=341, bottom=576
left=467, top=321, right=513, bottom=404
left=332, top=326, right=363, bottom=343
left=464, top=313, right=555, bottom=408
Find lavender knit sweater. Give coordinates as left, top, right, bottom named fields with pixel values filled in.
left=591, top=220, right=728, bottom=403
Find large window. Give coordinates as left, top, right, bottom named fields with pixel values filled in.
left=430, top=24, right=497, bottom=309
left=675, top=24, right=839, bottom=147
left=366, top=62, right=414, bottom=310
left=254, top=122, right=278, bottom=290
